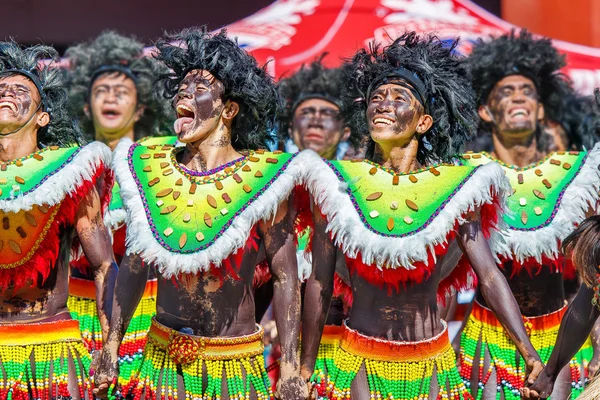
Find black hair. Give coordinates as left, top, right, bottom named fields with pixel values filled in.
left=66, top=31, right=173, bottom=142
left=154, top=27, right=279, bottom=150
left=563, top=215, right=600, bottom=288
left=341, top=32, right=477, bottom=164
left=0, top=40, right=80, bottom=146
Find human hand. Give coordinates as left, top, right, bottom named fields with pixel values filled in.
left=92, top=350, right=119, bottom=400
left=275, top=376, right=309, bottom=400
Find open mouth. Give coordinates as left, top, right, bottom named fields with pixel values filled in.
left=101, top=109, right=122, bottom=120
left=0, top=100, right=17, bottom=113
left=508, top=107, right=530, bottom=119
left=372, top=116, right=395, bottom=126
left=174, top=104, right=195, bottom=134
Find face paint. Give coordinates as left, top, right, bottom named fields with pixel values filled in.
left=173, top=69, right=225, bottom=144
left=291, top=98, right=344, bottom=159
left=485, top=75, right=541, bottom=139
left=366, top=81, right=424, bottom=147
left=0, top=75, right=41, bottom=135
left=89, top=72, right=139, bottom=140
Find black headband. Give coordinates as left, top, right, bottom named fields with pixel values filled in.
left=0, top=68, right=48, bottom=111
left=291, top=93, right=342, bottom=113
left=367, top=68, right=429, bottom=113
left=482, top=68, right=540, bottom=104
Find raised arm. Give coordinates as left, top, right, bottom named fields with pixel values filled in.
left=300, top=203, right=337, bottom=380
left=259, top=198, right=307, bottom=400
left=457, top=211, right=543, bottom=377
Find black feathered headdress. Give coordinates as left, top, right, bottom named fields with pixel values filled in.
left=0, top=40, right=81, bottom=147
left=154, top=27, right=278, bottom=150
left=66, top=31, right=173, bottom=142
left=342, top=32, right=477, bottom=164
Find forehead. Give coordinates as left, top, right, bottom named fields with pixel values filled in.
left=91, top=72, right=136, bottom=90
left=295, top=98, right=339, bottom=111
left=182, top=69, right=218, bottom=84
left=0, top=74, right=38, bottom=90
left=494, top=75, right=536, bottom=89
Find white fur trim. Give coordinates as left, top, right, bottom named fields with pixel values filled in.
left=0, top=141, right=112, bottom=213
left=304, top=156, right=511, bottom=269
left=491, top=144, right=600, bottom=263
left=297, top=250, right=312, bottom=282
left=114, top=141, right=311, bottom=277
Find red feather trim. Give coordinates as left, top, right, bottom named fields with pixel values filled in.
left=293, top=185, right=314, bottom=252
left=0, top=162, right=108, bottom=290
left=498, top=254, right=565, bottom=277
left=480, top=192, right=502, bottom=239
left=253, top=261, right=272, bottom=289
left=333, top=272, right=353, bottom=309
left=437, top=255, right=477, bottom=306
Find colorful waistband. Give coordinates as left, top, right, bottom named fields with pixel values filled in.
left=0, top=319, right=82, bottom=346
left=321, top=325, right=344, bottom=345
left=340, top=320, right=450, bottom=363
left=471, top=301, right=566, bottom=333
left=148, top=318, right=264, bottom=364
left=69, top=276, right=157, bottom=299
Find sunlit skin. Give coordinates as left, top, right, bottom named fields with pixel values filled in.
left=290, top=98, right=349, bottom=160
left=85, top=72, right=142, bottom=151
left=479, top=75, right=545, bottom=168
left=302, top=79, right=543, bottom=397
left=0, top=74, right=117, bottom=400
left=93, top=69, right=307, bottom=400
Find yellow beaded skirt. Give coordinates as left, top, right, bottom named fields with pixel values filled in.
left=0, top=319, right=93, bottom=400
left=125, top=318, right=274, bottom=400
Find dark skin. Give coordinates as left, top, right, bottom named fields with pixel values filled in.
left=93, top=69, right=306, bottom=400
left=302, top=80, right=543, bottom=397
left=0, top=74, right=117, bottom=399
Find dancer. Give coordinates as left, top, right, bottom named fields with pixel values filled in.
left=93, top=28, right=310, bottom=400
left=65, top=31, right=174, bottom=390
left=458, top=30, right=600, bottom=400
left=0, top=41, right=115, bottom=399
left=302, top=32, right=542, bottom=399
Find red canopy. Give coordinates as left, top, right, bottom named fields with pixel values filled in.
left=225, top=0, right=600, bottom=93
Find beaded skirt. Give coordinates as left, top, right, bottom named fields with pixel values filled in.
left=124, top=318, right=273, bottom=400
left=67, top=276, right=157, bottom=391
left=459, top=302, right=590, bottom=399
left=322, top=320, right=472, bottom=400
left=0, top=319, right=93, bottom=400
left=311, top=325, right=344, bottom=399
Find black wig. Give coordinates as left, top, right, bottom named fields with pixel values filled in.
left=342, top=32, right=477, bottom=164
left=552, top=91, right=599, bottom=151
left=278, top=58, right=361, bottom=147
left=468, top=29, right=572, bottom=151
left=154, top=27, right=278, bottom=151
left=66, top=31, right=173, bottom=142
left=0, top=40, right=80, bottom=147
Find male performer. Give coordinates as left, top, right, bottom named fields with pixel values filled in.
left=66, top=31, right=174, bottom=390
left=0, top=41, right=116, bottom=399
left=458, top=30, right=600, bottom=400
left=301, top=32, right=542, bottom=399
left=93, top=28, right=309, bottom=400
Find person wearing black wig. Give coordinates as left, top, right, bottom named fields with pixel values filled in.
left=457, top=30, right=600, bottom=400
left=0, top=41, right=117, bottom=399
left=93, top=27, right=310, bottom=400
left=300, top=31, right=542, bottom=399
left=65, top=30, right=175, bottom=392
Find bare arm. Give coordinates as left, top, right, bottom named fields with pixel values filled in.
left=300, top=203, right=336, bottom=380
left=259, top=199, right=306, bottom=399
left=458, top=212, right=542, bottom=373
left=93, top=252, right=148, bottom=399
left=524, top=285, right=600, bottom=399
left=75, top=186, right=118, bottom=343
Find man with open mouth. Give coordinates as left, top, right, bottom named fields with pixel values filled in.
left=300, top=32, right=542, bottom=399
left=0, top=41, right=116, bottom=399
left=457, top=29, right=600, bottom=400
left=65, top=31, right=175, bottom=394
left=92, top=28, right=310, bottom=400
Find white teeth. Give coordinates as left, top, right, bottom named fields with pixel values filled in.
left=373, top=118, right=393, bottom=125
left=510, top=108, right=527, bottom=117
left=176, top=104, right=193, bottom=114
left=0, top=101, right=16, bottom=112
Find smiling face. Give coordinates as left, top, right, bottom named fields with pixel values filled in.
left=88, top=72, right=140, bottom=141
left=366, top=81, right=431, bottom=149
left=0, top=74, right=46, bottom=136
left=291, top=98, right=347, bottom=159
left=480, top=75, right=544, bottom=141
left=174, top=69, right=227, bottom=144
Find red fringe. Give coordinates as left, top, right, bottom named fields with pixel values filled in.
left=499, top=254, right=566, bottom=277
left=0, top=162, right=108, bottom=291
left=333, top=272, right=353, bottom=309
left=253, top=261, right=272, bottom=289
left=437, top=255, right=477, bottom=306
left=480, top=192, right=502, bottom=239
left=293, top=185, right=314, bottom=251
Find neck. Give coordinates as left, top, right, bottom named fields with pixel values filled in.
left=0, top=130, right=38, bottom=162
left=321, top=147, right=337, bottom=161
left=371, top=136, right=420, bottom=173
left=491, top=130, right=544, bottom=168
left=97, top=127, right=135, bottom=151
left=180, top=125, right=241, bottom=172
